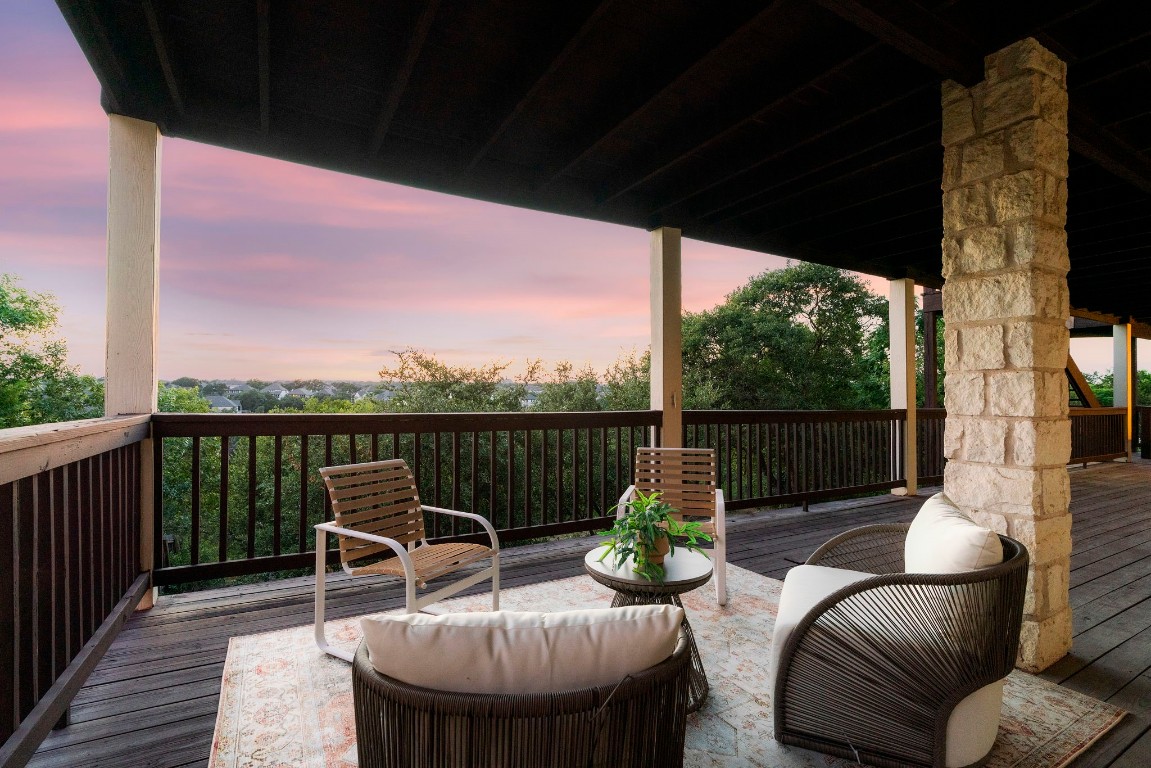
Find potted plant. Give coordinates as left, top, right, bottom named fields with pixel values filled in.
left=597, top=489, right=711, bottom=581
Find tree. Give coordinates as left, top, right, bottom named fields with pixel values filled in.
left=379, top=348, right=524, bottom=412
left=168, top=376, right=201, bottom=389
left=527, top=361, right=601, bottom=412
left=1084, top=370, right=1151, bottom=407
left=0, top=274, right=103, bottom=427
left=681, top=262, right=887, bottom=410
left=158, top=383, right=211, bottom=413
left=200, top=380, right=229, bottom=396
left=601, top=349, right=651, bottom=411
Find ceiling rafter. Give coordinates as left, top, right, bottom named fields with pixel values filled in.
left=596, top=41, right=883, bottom=207
left=461, top=0, right=615, bottom=174
left=257, top=0, right=270, bottom=133
left=537, top=1, right=788, bottom=189
left=815, top=0, right=1151, bottom=197
left=142, top=0, right=185, bottom=116
left=368, top=0, right=440, bottom=156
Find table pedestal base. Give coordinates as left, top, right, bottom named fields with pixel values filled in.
left=610, top=591, right=708, bottom=713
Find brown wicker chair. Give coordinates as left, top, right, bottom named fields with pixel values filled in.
left=351, top=632, right=691, bottom=768
left=772, top=524, right=1029, bottom=768
left=620, top=447, right=727, bottom=605
left=315, top=459, right=499, bottom=661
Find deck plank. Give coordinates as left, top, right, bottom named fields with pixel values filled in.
left=28, top=462, right=1151, bottom=767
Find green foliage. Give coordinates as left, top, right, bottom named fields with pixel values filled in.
left=158, top=384, right=211, bottom=413
left=0, top=274, right=103, bottom=427
left=525, top=360, right=601, bottom=412
left=681, top=262, right=887, bottom=410
left=272, top=396, right=383, bottom=414
left=1084, top=370, right=1151, bottom=407
left=168, top=376, right=201, bottom=389
left=200, top=380, right=229, bottom=396
left=601, top=349, right=651, bottom=411
left=597, top=489, right=710, bottom=581
left=379, top=348, right=525, bottom=413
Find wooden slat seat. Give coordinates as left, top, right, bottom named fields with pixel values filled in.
left=313, top=459, right=500, bottom=661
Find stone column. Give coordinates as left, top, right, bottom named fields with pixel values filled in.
left=940, top=38, right=1072, bottom=672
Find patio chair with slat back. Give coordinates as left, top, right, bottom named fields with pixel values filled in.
left=619, top=447, right=727, bottom=605
left=314, top=459, right=500, bottom=661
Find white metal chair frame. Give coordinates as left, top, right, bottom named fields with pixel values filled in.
left=315, top=459, right=500, bottom=662
left=617, top=447, right=727, bottom=605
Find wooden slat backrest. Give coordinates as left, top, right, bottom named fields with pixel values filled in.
left=319, top=459, right=425, bottom=566
left=634, top=447, right=717, bottom=520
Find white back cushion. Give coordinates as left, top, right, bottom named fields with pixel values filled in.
left=361, top=604, right=683, bottom=694
left=905, top=493, right=1002, bottom=573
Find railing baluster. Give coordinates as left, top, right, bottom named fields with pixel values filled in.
left=219, top=437, right=229, bottom=563
left=247, top=435, right=257, bottom=560
left=273, top=436, right=283, bottom=556
left=298, top=435, right=309, bottom=553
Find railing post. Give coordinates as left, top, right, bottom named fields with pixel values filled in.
left=650, top=227, right=682, bottom=448
left=889, top=278, right=917, bottom=495
left=1113, top=323, right=1136, bottom=458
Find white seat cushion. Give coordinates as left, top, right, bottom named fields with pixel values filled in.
left=361, top=604, right=683, bottom=695
left=905, top=493, right=1002, bottom=574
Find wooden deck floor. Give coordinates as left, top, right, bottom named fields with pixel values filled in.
left=28, top=461, right=1151, bottom=767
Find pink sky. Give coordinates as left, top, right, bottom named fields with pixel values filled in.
left=0, top=3, right=1117, bottom=382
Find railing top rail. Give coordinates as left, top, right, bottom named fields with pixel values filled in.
left=151, top=410, right=662, bottom=437
left=682, top=409, right=906, bottom=425
left=0, top=415, right=151, bottom=486
left=1069, top=407, right=1128, bottom=417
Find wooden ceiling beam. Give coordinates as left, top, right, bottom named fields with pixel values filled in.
left=368, top=0, right=440, bottom=156
left=257, top=0, right=270, bottom=133
left=812, top=0, right=983, bottom=85
left=142, top=0, right=185, bottom=116
left=462, top=0, right=615, bottom=174
left=538, top=1, right=787, bottom=188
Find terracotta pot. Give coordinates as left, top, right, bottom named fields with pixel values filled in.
left=643, top=533, right=671, bottom=565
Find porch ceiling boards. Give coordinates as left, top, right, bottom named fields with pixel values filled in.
left=57, top=0, right=1151, bottom=321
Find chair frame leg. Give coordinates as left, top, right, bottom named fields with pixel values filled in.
left=315, top=528, right=354, bottom=662
left=714, top=536, right=727, bottom=606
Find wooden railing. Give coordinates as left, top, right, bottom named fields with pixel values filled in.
left=1069, top=407, right=1128, bottom=464
left=150, top=412, right=661, bottom=585
left=1137, top=406, right=1151, bottom=459
left=918, top=408, right=947, bottom=485
left=0, top=417, right=151, bottom=768
left=681, top=410, right=907, bottom=509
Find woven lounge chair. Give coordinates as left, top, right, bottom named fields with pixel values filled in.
left=619, top=447, right=727, bottom=604
left=771, top=523, right=1029, bottom=768
left=314, top=459, right=500, bottom=661
left=351, top=631, right=691, bottom=768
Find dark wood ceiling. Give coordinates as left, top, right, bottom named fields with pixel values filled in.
left=56, top=0, right=1151, bottom=323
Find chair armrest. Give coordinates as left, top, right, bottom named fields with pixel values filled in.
left=421, top=506, right=501, bottom=552
left=715, top=488, right=725, bottom=533
left=315, top=522, right=416, bottom=581
left=806, top=523, right=909, bottom=574
left=616, top=485, right=637, bottom=519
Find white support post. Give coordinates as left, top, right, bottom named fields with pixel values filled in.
left=889, top=278, right=917, bottom=495
left=650, top=227, right=683, bottom=448
left=106, top=114, right=161, bottom=416
left=106, top=114, right=162, bottom=609
left=1114, top=323, right=1135, bottom=456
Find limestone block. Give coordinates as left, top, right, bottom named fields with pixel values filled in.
left=944, top=372, right=985, bottom=416
left=961, top=133, right=1006, bottom=184
left=1020, top=562, right=1069, bottom=618
left=1039, top=75, right=1069, bottom=133
left=959, top=324, right=1005, bottom=370
left=964, top=418, right=1007, bottom=464
left=1009, top=516, right=1073, bottom=566
left=942, top=235, right=962, bottom=278
left=942, top=79, right=970, bottom=106
left=942, top=94, right=977, bottom=146
left=991, top=169, right=1045, bottom=224
left=943, top=185, right=990, bottom=233
left=1007, top=119, right=1068, bottom=177
left=982, top=74, right=1042, bottom=134
left=985, top=38, right=1067, bottom=88
left=1005, top=321, right=1069, bottom=370
left=943, top=146, right=963, bottom=190
left=1011, top=418, right=1071, bottom=466
left=989, top=370, right=1065, bottom=417
left=944, top=326, right=959, bottom=368
left=1010, top=219, right=1069, bottom=273
left=1043, top=174, right=1068, bottom=225
left=1017, top=607, right=1072, bottom=673
left=953, top=227, right=1008, bottom=275
left=945, top=271, right=1065, bottom=323
left=943, top=417, right=964, bottom=460
left=944, top=463, right=1068, bottom=517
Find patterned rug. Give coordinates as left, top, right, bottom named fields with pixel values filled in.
left=210, top=564, right=1124, bottom=767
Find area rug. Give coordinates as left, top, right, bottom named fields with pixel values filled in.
left=210, top=564, right=1124, bottom=767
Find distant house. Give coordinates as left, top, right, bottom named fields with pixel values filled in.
left=287, top=387, right=312, bottom=398
left=227, top=383, right=253, bottom=396
left=260, top=382, right=288, bottom=399
left=207, top=396, right=241, bottom=413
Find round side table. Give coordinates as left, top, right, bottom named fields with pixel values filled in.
left=584, top=545, right=712, bottom=712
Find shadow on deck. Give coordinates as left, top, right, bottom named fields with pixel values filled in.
left=28, top=461, right=1151, bottom=767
